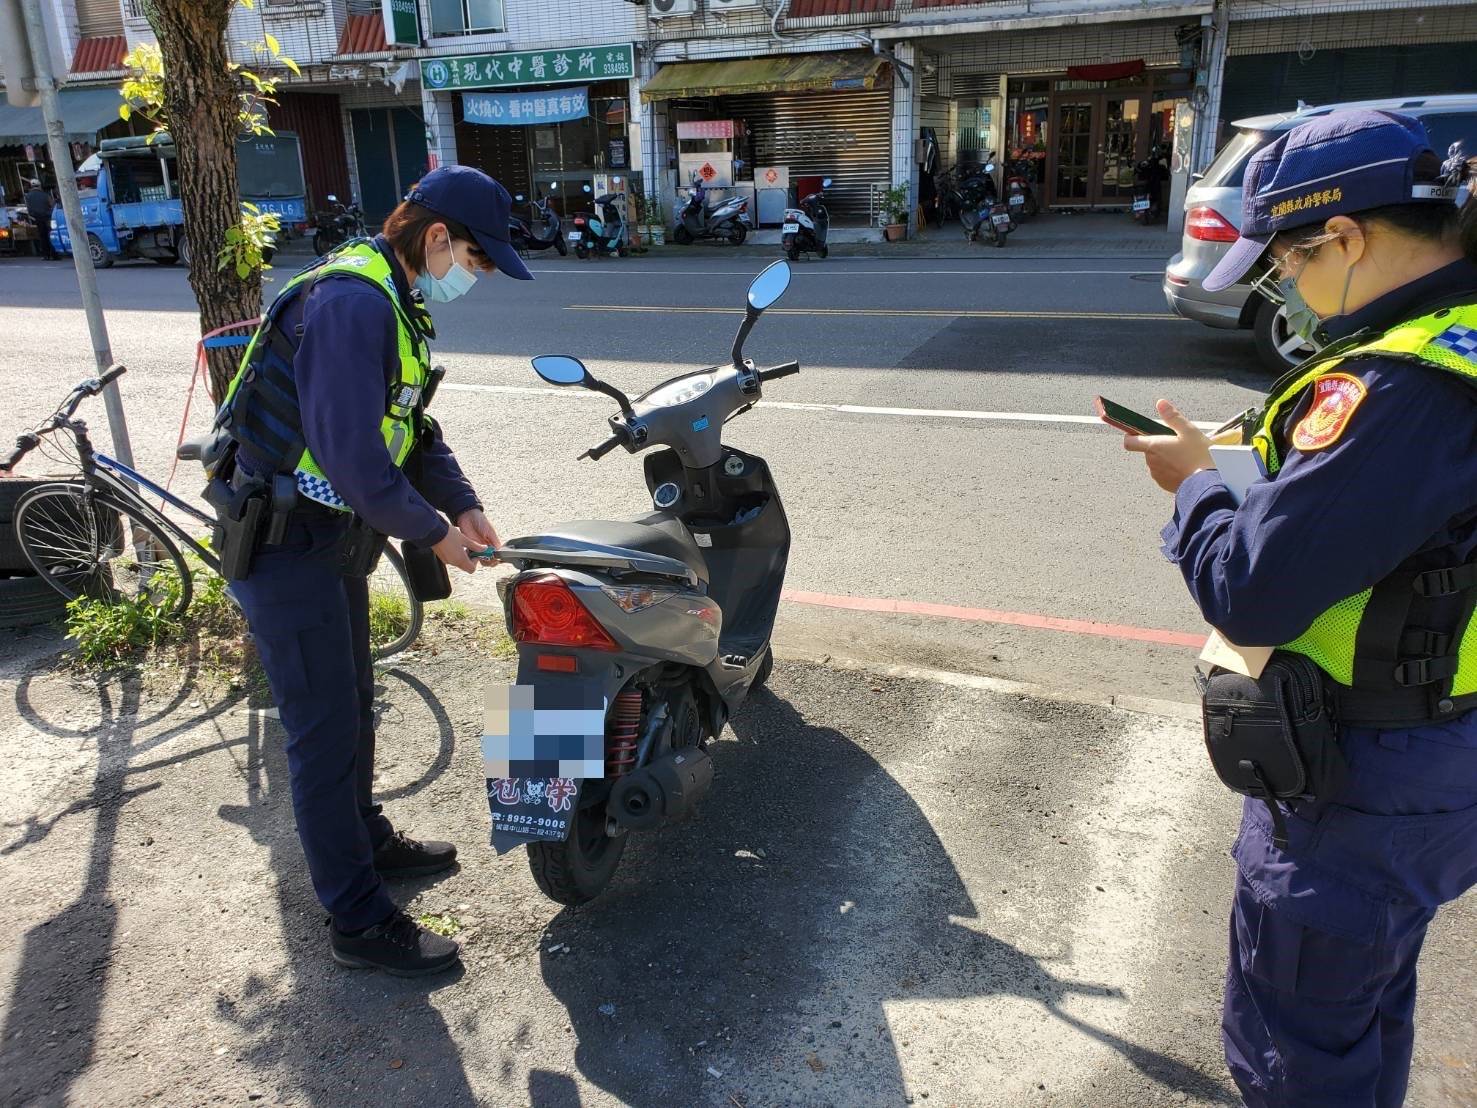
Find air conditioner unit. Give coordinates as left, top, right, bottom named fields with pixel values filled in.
left=648, top=0, right=698, bottom=17
left=709, top=0, right=763, bottom=9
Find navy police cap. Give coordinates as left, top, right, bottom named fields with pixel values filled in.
left=1203, top=109, right=1458, bottom=293
left=405, top=164, right=533, bottom=281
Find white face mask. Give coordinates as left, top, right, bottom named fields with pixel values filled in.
left=414, top=235, right=477, bottom=303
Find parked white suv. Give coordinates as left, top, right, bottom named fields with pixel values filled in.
left=1164, top=94, right=1477, bottom=372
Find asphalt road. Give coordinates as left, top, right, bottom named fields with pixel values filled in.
left=0, top=249, right=1272, bottom=704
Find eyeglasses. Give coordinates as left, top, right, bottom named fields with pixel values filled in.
left=1250, top=238, right=1320, bottom=304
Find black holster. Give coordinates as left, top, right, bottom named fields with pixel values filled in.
left=338, top=514, right=388, bottom=578
left=1200, top=651, right=1348, bottom=848
left=401, top=539, right=451, bottom=601
left=204, top=473, right=268, bottom=582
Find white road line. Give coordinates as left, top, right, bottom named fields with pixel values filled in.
left=439, top=381, right=1219, bottom=430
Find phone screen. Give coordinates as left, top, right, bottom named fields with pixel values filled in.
left=1094, top=396, right=1174, bottom=436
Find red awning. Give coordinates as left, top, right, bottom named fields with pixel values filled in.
left=336, top=13, right=388, bottom=56
left=70, top=35, right=127, bottom=76
left=1064, top=60, right=1147, bottom=81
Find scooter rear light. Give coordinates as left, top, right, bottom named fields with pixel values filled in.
left=574, top=216, right=587, bottom=226
left=511, top=574, right=618, bottom=651
left=1186, top=206, right=1239, bottom=242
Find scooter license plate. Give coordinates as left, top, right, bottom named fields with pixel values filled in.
left=782, top=222, right=800, bottom=233
left=1009, top=194, right=1024, bottom=205
left=1132, top=197, right=1151, bottom=212
left=991, top=213, right=1012, bottom=227
left=567, top=230, right=583, bottom=241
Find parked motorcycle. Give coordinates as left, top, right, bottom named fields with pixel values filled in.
left=781, top=177, right=830, bottom=261
left=570, top=183, right=629, bottom=259
left=961, top=158, right=1012, bottom=246
left=1132, top=145, right=1169, bottom=225
left=312, top=194, right=364, bottom=256
left=511, top=188, right=567, bottom=257
left=1005, top=157, right=1040, bottom=219
left=488, top=261, right=800, bottom=904
left=673, top=176, right=751, bottom=246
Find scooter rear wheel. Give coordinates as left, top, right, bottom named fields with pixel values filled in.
left=673, top=225, right=694, bottom=245
left=526, top=800, right=628, bottom=905
left=728, top=224, right=747, bottom=246
left=576, top=243, right=590, bottom=260
left=555, top=237, right=568, bottom=256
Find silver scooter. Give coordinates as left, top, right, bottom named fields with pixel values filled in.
left=672, top=176, right=751, bottom=246
left=489, top=262, right=799, bottom=904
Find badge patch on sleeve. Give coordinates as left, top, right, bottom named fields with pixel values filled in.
left=1291, top=373, right=1367, bottom=453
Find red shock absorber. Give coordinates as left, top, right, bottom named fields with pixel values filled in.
left=605, top=690, right=642, bottom=777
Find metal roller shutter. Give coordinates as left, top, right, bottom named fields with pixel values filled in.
left=935, top=20, right=1184, bottom=80
left=717, top=88, right=891, bottom=222
left=76, top=0, right=124, bottom=37
left=1227, top=7, right=1477, bottom=55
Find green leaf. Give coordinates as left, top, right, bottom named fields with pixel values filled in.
left=237, top=260, right=250, bottom=279
left=264, top=32, right=280, bottom=55
left=281, top=56, right=301, bottom=77
left=118, top=103, right=131, bottom=121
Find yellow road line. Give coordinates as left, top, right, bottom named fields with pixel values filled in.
left=566, top=305, right=1182, bottom=321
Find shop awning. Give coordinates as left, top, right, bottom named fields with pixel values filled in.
left=641, top=51, right=890, bottom=103
left=0, top=88, right=124, bottom=147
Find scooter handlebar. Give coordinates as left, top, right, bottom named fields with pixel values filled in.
left=580, top=434, right=623, bottom=462
left=757, top=360, right=800, bottom=383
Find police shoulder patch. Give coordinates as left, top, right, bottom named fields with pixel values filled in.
left=1291, top=372, right=1367, bottom=453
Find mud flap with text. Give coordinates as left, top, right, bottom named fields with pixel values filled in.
left=487, top=777, right=584, bottom=855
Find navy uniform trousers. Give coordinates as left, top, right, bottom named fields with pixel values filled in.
left=232, top=512, right=399, bottom=931
left=1224, top=716, right=1477, bottom=1106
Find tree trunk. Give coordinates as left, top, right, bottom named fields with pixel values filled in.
left=148, top=0, right=260, bottom=402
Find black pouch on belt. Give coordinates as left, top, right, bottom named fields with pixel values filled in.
left=204, top=473, right=268, bottom=582
left=338, top=515, right=388, bottom=578
left=1201, top=651, right=1348, bottom=848
left=401, top=539, right=452, bottom=601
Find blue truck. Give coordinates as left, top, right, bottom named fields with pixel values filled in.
left=53, top=131, right=307, bottom=267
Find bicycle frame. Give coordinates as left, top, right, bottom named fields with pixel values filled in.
left=86, top=450, right=220, bottom=573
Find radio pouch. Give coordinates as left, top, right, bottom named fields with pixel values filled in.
left=401, top=539, right=452, bottom=601
left=1200, top=651, right=1348, bottom=848
left=338, top=515, right=388, bottom=578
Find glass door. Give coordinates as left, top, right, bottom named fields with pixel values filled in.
left=1094, top=94, right=1145, bottom=203
left=1052, top=99, right=1093, bottom=204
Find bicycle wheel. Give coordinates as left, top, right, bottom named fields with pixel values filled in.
left=367, top=544, right=423, bottom=660
left=14, top=484, right=192, bottom=618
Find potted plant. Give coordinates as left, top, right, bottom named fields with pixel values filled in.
left=881, top=184, right=910, bottom=241
left=638, top=191, right=665, bottom=247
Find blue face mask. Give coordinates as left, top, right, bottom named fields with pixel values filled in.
left=414, top=236, right=477, bottom=303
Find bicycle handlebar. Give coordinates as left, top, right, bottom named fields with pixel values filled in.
left=0, top=365, right=127, bottom=472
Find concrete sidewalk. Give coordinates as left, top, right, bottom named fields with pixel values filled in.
left=1, top=630, right=1472, bottom=1107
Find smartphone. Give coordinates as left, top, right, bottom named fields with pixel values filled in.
left=1093, top=396, right=1174, bottom=436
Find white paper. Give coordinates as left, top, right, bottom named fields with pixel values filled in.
left=1208, top=444, right=1266, bottom=505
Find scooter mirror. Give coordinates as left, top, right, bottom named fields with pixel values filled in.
left=747, top=261, right=792, bottom=312
left=822, top=178, right=833, bottom=188
left=326, top=193, right=338, bottom=202
left=515, top=194, right=526, bottom=201
left=583, top=184, right=593, bottom=193
left=985, top=163, right=996, bottom=173
left=532, top=355, right=590, bottom=387
left=550, top=182, right=559, bottom=191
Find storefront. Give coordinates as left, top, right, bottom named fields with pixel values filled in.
left=916, top=14, right=1203, bottom=210
left=1005, top=66, right=1195, bottom=208
left=421, top=43, right=638, bottom=217
left=641, top=51, right=892, bottom=225
left=0, top=87, right=132, bottom=204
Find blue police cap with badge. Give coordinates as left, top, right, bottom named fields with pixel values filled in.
left=1203, top=110, right=1460, bottom=292
left=404, top=164, right=534, bottom=282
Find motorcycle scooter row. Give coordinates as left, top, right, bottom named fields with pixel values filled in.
left=487, top=262, right=799, bottom=904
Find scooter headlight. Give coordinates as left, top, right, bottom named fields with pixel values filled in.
left=601, top=585, right=675, bottom=614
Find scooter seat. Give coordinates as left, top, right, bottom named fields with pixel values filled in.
left=538, top=513, right=709, bottom=584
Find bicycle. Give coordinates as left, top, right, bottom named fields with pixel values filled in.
left=0, top=366, right=423, bottom=658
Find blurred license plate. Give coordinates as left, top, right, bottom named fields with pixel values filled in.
left=991, top=214, right=1012, bottom=227
left=782, top=222, right=799, bottom=233
left=1009, top=195, right=1024, bottom=205
left=1132, top=198, right=1151, bottom=211
left=567, top=231, right=583, bottom=240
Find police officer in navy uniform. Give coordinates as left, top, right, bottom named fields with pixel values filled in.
left=1125, top=111, right=1477, bottom=1103
left=220, top=166, right=533, bottom=976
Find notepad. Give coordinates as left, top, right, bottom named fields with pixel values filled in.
left=1199, top=445, right=1274, bottom=678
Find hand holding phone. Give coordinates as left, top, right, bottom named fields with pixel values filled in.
left=1094, top=395, right=1174, bottom=436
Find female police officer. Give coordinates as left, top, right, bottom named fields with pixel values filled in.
left=1125, top=111, right=1477, bottom=1104
left=218, top=166, right=532, bottom=976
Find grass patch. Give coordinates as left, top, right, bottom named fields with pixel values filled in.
left=416, top=912, right=462, bottom=937
left=368, top=591, right=413, bottom=647
left=423, top=599, right=516, bottom=658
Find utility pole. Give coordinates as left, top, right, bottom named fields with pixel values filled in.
left=17, top=0, right=135, bottom=468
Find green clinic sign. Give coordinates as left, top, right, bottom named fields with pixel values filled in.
left=420, top=43, right=635, bottom=92
left=382, top=0, right=420, bottom=47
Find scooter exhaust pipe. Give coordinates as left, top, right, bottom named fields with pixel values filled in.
left=608, top=747, right=715, bottom=831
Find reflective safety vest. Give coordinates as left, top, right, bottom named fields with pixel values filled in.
left=219, top=239, right=431, bottom=510
left=1249, top=300, right=1477, bottom=717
